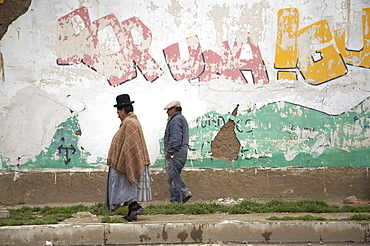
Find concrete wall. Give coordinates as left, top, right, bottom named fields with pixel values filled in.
left=0, top=0, right=369, bottom=204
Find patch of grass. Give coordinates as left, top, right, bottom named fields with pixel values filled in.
left=91, top=202, right=128, bottom=216
left=228, top=200, right=262, bottom=214
left=101, top=216, right=126, bottom=223
left=143, top=202, right=229, bottom=215
left=265, top=199, right=340, bottom=213
left=267, top=214, right=328, bottom=221
left=267, top=213, right=370, bottom=221
left=228, top=199, right=342, bottom=214
left=1, top=205, right=90, bottom=226
left=346, top=214, right=370, bottom=220
left=1, top=199, right=369, bottom=226
left=340, top=205, right=370, bottom=213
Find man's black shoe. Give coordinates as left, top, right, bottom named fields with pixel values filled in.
left=182, top=194, right=192, bottom=203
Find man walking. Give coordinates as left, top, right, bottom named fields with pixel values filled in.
left=164, top=101, right=192, bottom=203
left=105, top=94, right=152, bottom=221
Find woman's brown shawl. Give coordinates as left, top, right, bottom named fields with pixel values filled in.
left=107, top=112, right=150, bottom=186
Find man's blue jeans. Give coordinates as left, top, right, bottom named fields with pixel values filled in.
left=165, top=146, right=191, bottom=203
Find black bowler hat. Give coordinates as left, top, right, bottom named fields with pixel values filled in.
left=114, top=94, right=135, bottom=107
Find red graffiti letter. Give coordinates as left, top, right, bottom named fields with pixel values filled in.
left=121, top=17, right=163, bottom=82
left=163, top=35, right=205, bottom=81
left=56, top=6, right=91, bottom=65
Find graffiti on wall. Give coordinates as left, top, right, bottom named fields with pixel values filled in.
left=56, top=6, right=369, bottom=86
left=153, top=97, right=370, bottom=168
left=276, top=9, right=346, bottom=84
left=2, top=98, right=368, bottom=170
left=3, top=116, right=102, bottom=170
left=4, top=4, right=369, bottom=170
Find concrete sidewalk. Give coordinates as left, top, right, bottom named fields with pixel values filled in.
left=1, top=212, right=369, bottom=245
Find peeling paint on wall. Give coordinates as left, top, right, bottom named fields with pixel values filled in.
left=153, top=97, right=370, bottom=168
left=0, top=52, right=4, bottom=82
left=211, top=104, right=241, bottom=163
left=0, top=0, right=31, bottom=39
left=4, top=96, right=368, bottom=170
left=2, top=116, right=105, bottom=170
